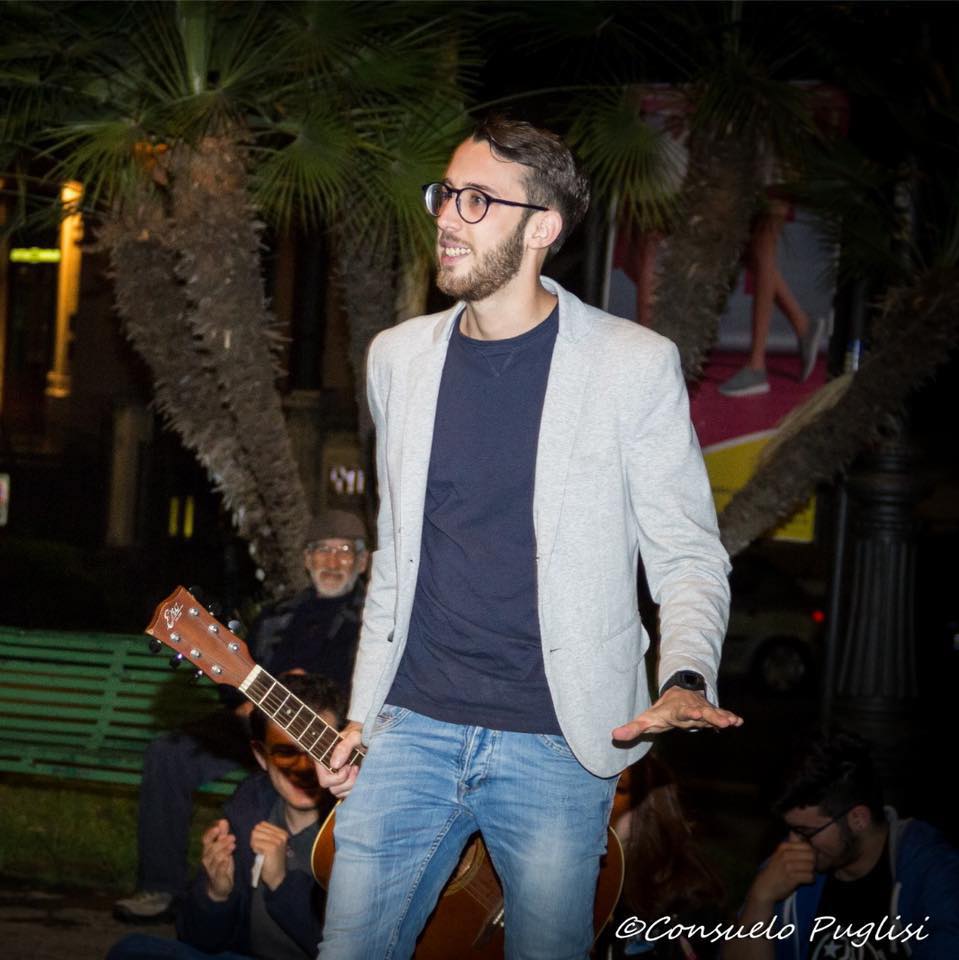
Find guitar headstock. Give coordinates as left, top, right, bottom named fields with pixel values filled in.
left=145, top=586, right=255, bottom=688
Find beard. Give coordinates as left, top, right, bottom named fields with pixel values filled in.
left=311, top=568, right=360, bottom=599
left=818, top=820, right=861, bottom=873
left=436, top=216, right=527, bottom=302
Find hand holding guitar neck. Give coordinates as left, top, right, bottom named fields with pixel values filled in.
left=316, top=720, right=363, bottom=800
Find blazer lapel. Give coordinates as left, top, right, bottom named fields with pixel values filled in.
left=398, top=312, right=457, bottom=566
left=534, top=281, right=593, bottom=575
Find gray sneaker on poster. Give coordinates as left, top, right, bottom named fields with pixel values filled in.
left=799, top=315, right=826, bottom=382
left=718, top=366, right=770, bottom=397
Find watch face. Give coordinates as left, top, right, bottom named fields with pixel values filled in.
left=662, top=671, right=706, bottom=695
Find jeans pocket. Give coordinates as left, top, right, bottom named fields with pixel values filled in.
left=372, top=703, right=410, bottom=735
left=536, top=732, right=576, bottom=759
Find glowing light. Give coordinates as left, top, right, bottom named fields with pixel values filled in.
left=10, top=247, right=61, bottom=263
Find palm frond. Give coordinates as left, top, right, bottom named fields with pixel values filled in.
left=249, top=111, right=354, bottom=231
left=41, top=118, right=151, bottom=213
left=345, top=100, right=470, bottom=263
left=567, top=87, right=686, bottom=233
left=785, top=139, right=904, bottom=289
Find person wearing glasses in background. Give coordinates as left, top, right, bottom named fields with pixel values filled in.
left=108, top=673, right=343, bottom=960
left=114, top=510, right=367, bottom=924
left=725, top=731, right=959, bottom=960
left=316, top=116, right=741, bottom=960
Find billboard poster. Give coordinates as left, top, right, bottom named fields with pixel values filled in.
left=607, top=85, right=847, bottom=543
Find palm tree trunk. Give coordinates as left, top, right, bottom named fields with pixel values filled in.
left=718, top=268, right=959, bottom=555
left=653, top=131, right=759, bottom=380
left=98, top=194, right=263, bottom=550
left=335, top=236, right=399, bottom=444
left=99, top=138, right=311, bottom=598
left=165, top=137, right=310, bottom=596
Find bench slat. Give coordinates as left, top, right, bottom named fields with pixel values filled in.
left=0, top=626, right=243, bottom=797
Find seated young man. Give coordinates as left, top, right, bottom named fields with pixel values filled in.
left=108, top=673, right=343, bottom=960
left=725, top=731, right=959, bottom=960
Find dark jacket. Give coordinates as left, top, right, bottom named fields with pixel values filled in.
left=176, top=772, right=330, bottom=957
left=219, top=583, right=364, bottom=711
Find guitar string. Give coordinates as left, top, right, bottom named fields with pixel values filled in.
left=246, top=668, right=364, bottom=769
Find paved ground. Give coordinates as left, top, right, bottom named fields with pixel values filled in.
left=0, top=887, right=175, bottom=960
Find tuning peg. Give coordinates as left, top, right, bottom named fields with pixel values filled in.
left=227, top=619, right=244, bottom=637
left=147, top=638, right=162, bottom=654
left=187, top=584, right=223, bottom=619
left=191, top=669, right=204, bottom=683
left=169, top=652, right=184, bottom=669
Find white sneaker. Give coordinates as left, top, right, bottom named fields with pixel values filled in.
left=799, top=316, right=826, bottom=382
left=113, top=890, right=174, bottom=923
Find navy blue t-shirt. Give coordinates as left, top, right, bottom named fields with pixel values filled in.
left=387, top=306, right=562, bottom=734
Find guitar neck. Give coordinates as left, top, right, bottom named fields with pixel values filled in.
left=239, top=665, right=364, bottom=772
left=144, top=587, right=364, bottom=773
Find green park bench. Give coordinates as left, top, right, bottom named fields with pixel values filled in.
left=0, top=626, right=246, bottom=796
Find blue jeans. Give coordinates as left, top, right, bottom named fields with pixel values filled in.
left=318, top=706, right=617, bottom=960
left=137, top=716, right=251, bottom=893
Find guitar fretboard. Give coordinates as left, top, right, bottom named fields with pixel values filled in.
left=241, top=666, right=364, bottom=771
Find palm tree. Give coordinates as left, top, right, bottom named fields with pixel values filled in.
left=1, top=0, right=471, bottom=597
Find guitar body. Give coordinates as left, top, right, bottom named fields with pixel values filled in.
left=312, top=809, right=624, bottom=958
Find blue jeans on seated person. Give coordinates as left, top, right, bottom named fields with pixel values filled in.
left=106, top=933, right=251, bottom=960
left=318, top=705, right=618, bottom=960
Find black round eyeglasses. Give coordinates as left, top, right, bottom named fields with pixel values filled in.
left=422, top=182, right=548, bottom=224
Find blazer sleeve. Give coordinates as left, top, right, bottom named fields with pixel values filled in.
left=347, top=333, right=399, bottom=728
left=623, top=339, right=731, bottom=701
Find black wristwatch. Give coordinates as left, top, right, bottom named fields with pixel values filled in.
left=660, top=670, right=707, bottom=696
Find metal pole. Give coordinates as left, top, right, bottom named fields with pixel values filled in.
left=820, top=278, right=866, bottom=728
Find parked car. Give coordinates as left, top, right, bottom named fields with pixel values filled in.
left=720, top=556, right=825, bottom=694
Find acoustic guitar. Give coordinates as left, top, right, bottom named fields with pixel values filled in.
left=146, top=586, right=624, bottom=958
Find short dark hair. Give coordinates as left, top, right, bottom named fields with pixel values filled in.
left=773, top=731, right=885, bottom=822
left=250, top=672, right=347, bottom=743
left=471, top=115, right=590, bottom=254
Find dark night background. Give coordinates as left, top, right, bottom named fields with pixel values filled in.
left=0, top=1, right=957, bottom=936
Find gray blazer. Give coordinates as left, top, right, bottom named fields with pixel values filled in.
left=348, top=277, right=730, bottom=778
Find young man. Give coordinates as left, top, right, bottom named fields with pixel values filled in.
left=318, top=116, right=742, bottom=960
left=108, top=673, right=344, bottom=960
left=726, top=732, right=959, bottom=960
left=115, top=510, right=366, bottom=922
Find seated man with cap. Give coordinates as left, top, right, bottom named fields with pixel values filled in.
left=113, top=510, right=367, bottom=923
